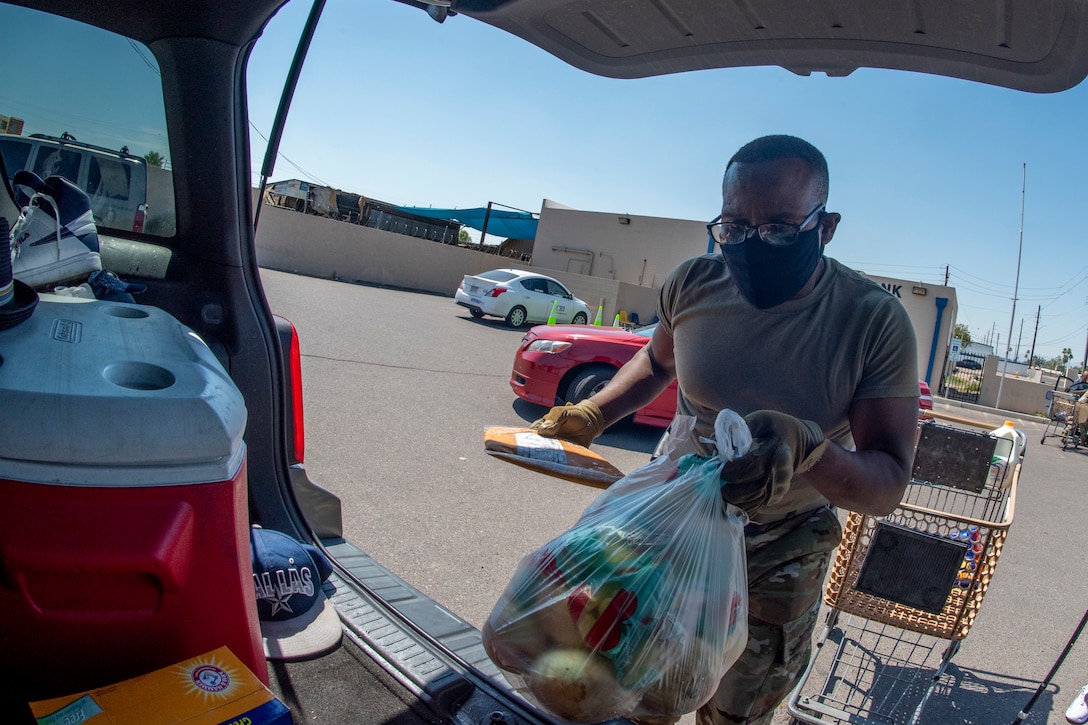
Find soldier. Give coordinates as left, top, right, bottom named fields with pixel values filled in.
left=532, top=135, right=920, bottom=724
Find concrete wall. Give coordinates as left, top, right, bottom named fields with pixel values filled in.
left=145, top=165, right=176, bottom=236
left=977, top=354, right=1052, bottom=417
left=862, top=274, right=958, bottom=389
left=254, top=196, right=961, bottom=365
left=253, top=201, right=659, bottom=324
left=532, top=200, right=707, bottom=291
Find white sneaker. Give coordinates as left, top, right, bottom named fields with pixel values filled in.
left=9, top=171, right=101, bottom=289
left=1066, top=683, right=1088, bottom=723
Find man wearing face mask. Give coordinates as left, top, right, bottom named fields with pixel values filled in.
left=530, top=135, right=919, bottom=724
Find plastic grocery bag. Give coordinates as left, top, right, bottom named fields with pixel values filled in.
left=483, top=410, right=751, bottom=723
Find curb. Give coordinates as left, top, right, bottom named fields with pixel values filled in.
left=931, top=396, right=1045, bottom=426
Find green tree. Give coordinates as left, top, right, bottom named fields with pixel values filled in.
left=953, top=323, right=972, bottom=347
left=144, top=150, right=166, bottom=169
left=1062, top=347, right=1074, bottom=365
left=458, top=229, right=471, bottom=244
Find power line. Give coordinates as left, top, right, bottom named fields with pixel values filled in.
left=125, top=39, right=161, bottom=77
left=248, top=122, right=328, bottom=187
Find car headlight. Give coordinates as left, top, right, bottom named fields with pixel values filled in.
left=527, top=340, right=573, bottom=353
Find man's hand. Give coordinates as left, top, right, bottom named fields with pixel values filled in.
left=719, top=410, right=828, bottom=515
left=530, top=400, right=605, bottom=448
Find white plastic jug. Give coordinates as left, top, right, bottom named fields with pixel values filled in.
left=986, top=420, right=1026, bottom=489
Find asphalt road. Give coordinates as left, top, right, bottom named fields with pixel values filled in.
left=261, top=268, right=1088, bottom=725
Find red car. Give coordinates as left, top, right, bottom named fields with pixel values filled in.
left=918, top=380, right=934, bottom=417
left=511, top=324, right=678, bottom=428
left=511, top=323, right=934, bottom=428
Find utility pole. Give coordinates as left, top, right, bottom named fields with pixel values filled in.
left=479, top=201, right=493, bottom=248
left=1015, top=318, right=1024, bottom=361
left=997, top=163, right=1026, bottom=410
left=944, top=265, right=949, bottom=285
left=1028, top=305, right=1041, bottom=367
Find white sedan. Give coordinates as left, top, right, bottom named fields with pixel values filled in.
left=454, top=269, right=592, bottom=328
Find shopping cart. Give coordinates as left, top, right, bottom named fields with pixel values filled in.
left=787, top=423, right=1019, bottom=725
left=1041, top=389, right=1083, bottom=449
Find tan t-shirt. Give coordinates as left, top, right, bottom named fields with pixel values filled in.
left=658, top=254, right=919, bottom=520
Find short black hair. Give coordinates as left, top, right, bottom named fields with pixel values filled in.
left=726, top=135, right=829, bottom=202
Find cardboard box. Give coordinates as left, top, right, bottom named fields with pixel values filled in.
left=29, top=647, right=291, bottom=725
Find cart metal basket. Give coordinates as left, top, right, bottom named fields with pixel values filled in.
left=1041, top=389, right=1083, bottom=449
left=787, top=423, right=1018, bottom=725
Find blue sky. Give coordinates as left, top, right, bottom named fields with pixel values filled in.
left=2, top=2, right=1084, bottom=364
left=245, top=1, right=1088, bottom=365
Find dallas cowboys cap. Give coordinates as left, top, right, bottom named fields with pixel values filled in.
left=250, top=526, right=342, bottom=661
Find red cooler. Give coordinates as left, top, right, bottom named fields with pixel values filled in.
left=0, top=297, right=267, bottom=700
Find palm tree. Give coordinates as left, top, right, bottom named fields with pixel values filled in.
left=144, top=151, right=166, bottom=169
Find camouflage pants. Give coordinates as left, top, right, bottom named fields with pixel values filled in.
left=636, top=505, right=842, bottom=725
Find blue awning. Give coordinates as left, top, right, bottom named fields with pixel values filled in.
left=393, top=206, right=538, bottom=240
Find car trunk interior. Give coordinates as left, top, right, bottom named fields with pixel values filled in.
left=6, top=1, right=1088, bottom=724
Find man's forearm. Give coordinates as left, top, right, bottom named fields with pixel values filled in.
left=802, top=395, right=918, bottom=515
left=589, top=347, right=675, bottom=428
left=802, top=442, right=911, bottom=515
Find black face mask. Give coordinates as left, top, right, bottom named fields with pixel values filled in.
left=720, top=225, right=824, bottom=309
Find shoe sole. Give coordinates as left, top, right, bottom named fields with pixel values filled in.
left=13, top=251, right=102, bottom=289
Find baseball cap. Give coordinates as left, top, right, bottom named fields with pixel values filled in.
left=250, top=526, right=343, bottom=661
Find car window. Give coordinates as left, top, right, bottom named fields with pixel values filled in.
left=478, top=270, right=517, bottom=283
left=520, top=277, right=546, bottom=293
left=0, top=5, right=175, bottom=238
left=0, top=137, right=31, bottom=175
left=33, top=147, right=80, bottom=181
left=87, top=155, right=132, bottom=201
left=545, top=280, right=569, bottom=298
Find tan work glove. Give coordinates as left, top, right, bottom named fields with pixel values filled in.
left=719, top=410, right=828, bottom=515
left=530, top=400, right=605, bottom=448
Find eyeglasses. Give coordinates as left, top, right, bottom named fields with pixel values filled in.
left=707, top=204, right=825, bottom=247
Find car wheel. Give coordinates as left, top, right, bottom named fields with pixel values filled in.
left=565, top=365, right=616, bottom=403
left=571, top=312, right=588, bottom=325
left=505, top=306, right=528, bottom=327
left=469, top=307, right=485, bottom=319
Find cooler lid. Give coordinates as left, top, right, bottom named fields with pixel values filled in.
left=0, top=297, right=247, bottom=485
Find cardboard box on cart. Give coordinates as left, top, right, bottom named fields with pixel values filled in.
left=0, top=297, right=267, bottom=701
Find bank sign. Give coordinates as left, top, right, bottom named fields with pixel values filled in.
left=880, top=282, right=904, bottom=298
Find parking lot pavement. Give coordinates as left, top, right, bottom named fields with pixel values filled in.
left=261, top=269, right=1088, bottom=725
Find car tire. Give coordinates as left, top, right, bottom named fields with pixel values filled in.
left=565, top=365, right=616, bottom=403
left=469, top=307, right=485, bottom=319
left=571, top=312, right=588, bottom=325
left=505, top=306, right=528, bottom=327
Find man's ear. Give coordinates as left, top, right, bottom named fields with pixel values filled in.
left=819, top=212, right=841, bottom=245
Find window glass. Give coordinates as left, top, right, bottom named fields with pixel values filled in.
left=545, top=280, right=569, bottom=297
left=87, top=156, right=132, bottom=202
left=478, top=270, right=517, bottom=283
left=32, top=148, right=79, bottom=181
left=0, top=138, right=32, bottom=178
left=0, top=5, right=174, bottom=237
